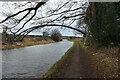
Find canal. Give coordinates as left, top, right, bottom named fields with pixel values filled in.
left=2, top=40, right=73, bottom=78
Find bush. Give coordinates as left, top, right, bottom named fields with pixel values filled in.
left=51, top=29, right=62, bottom=42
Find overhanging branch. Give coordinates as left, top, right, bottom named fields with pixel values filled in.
left=19, top=24, right=86, bottom=37
left=0, top=2, right=47, bottom=24
left=14, top=24, right=86, bottom=41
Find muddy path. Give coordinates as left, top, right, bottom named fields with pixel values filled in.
left=49, top=41, right=96, bottom=78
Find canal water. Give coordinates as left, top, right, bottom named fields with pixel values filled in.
left=2, top=40, right=73, bottom=78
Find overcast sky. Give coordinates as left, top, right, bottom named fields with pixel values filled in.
left=0, top=0, right=86, bottom=37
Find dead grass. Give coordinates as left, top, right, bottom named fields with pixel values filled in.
left=84, top=43, right=119, bottom=78
left=1, top=37, right=53, bottom=50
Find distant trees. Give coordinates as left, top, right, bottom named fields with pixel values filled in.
left=42, top=29, right=62, bottom=42
left=43, top=31, right=49, bottom=37
left=43, top=31, right=49, bottom=40
left=85, top=2, right=120, bottom=46
left=51, top=29, right=62, bottom=42
left=2, top=26, right=14, bottom=44
left=2, top=26, right=8, bottom=43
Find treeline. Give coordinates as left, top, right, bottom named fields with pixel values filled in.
left=43, top=29, right=62, bottom=42
left=2, top=28, right=62, bottom=44
left=85, top=2, right=120, bottom=46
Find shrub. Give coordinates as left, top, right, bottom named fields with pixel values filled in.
left=51, top=29, right=62, bottom=42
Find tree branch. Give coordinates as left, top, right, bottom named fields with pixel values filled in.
left=0, top=2, right=47, bottom=24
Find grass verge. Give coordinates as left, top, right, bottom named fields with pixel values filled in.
left=79, top=39, right=118, bottom=78
left=41, top=40, right=78, bottom=78
left=1, top=38, right=53, bottom=50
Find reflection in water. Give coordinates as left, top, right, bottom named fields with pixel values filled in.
left=2, top=40, right=73, bottom=78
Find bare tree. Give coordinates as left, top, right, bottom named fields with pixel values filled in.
left=0, top=0, right=88, bottom=41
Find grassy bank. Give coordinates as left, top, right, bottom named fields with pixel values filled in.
left=1, top=37, right=53, bottom=50
left=41, top=40, right=78, bottom=78
left=79, top=40, right=118, bottom=78
left=41, top=38, right=118, bottom=78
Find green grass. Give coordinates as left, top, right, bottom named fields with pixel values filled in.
left=41, top=40, right=78, bottom=78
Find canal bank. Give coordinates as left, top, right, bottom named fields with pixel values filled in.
left=1, top=37, right=53, bottom=50
left=42, top=39, right=96, bottom=78
left=42, top=39, right=118, bottom=78
left=42, top=40, right=77, bottom=78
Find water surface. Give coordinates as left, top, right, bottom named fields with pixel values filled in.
left=2, top=40, right=73, bottom=78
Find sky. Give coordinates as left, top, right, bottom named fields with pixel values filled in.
left=0, top=0, right=86, bottom=37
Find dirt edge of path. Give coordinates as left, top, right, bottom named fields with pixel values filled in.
left=41, top=41, right=76, bottom=78
left=41, top=40, right=96, bottom=78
